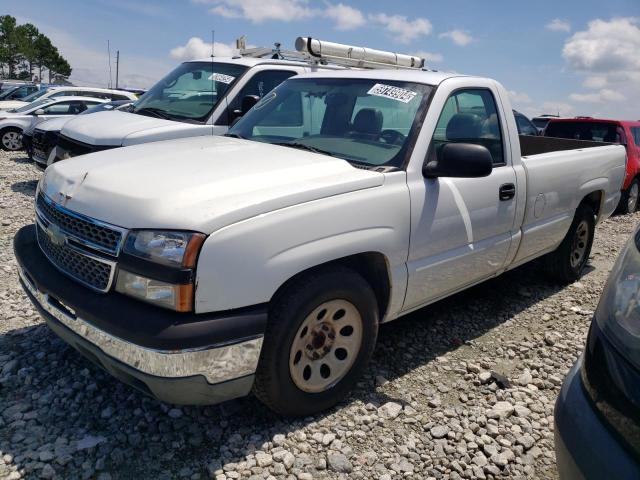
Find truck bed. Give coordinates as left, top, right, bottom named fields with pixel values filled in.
left=511, top=137, right=627, bottom=267
left=519, top=135, right=612, bottom=157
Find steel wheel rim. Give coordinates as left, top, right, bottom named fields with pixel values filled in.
left=628, top=183, right=639, bottom=212
left=2, top=131, right=21, bottom=150
left=289, top=299, right=363, bottom=393
left=570, top=220, right=589, bottom=269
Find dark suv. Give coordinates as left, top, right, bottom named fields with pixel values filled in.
left=555, top=227, right=640, bottom=479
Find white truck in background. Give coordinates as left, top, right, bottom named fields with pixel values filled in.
left=50, top=39, right=378, bottom=161
left=15, top=39, right=626, bottom=416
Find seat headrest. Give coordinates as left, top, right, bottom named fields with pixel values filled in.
left=352, top=108, right=383, bottom=136
left=446, top=113, right=481, bottom=141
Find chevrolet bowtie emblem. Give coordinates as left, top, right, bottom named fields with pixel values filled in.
left=46, top=223, right=66, bottom=246
left=58, top=191, right=72, bottom=206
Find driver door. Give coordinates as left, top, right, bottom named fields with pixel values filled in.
left=404, top=88, right=518, bottom=310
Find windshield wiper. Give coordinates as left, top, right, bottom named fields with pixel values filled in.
left=224, top=133, right=246, bottom=139
left=134, top=107, right=171, bottom=119
left=272, top=142, right=338, bottom=158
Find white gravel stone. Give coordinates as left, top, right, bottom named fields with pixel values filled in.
left=0, top=149, right=637, bottom=479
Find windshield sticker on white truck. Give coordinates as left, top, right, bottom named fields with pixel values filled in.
left=209, top=73, right=236, bottom=84
left=367, top=84, right=417, bottom=103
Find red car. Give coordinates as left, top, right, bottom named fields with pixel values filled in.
left=545, top=117, right=640, bottom=214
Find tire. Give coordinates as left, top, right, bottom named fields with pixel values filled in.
left=619, top=179, right=639, bottom=214
left=545, top=203, right=595, bottom=284
left=0, top=127, right=23, bottom=151
left=253, top=266, right=379, bottom=416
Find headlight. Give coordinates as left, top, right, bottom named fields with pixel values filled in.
left=594, top=228, right=640, bottom=370
left=123, top=230, right=205, bottom=267
left=116, top=270, right=194, bottom=312
left=116, top=230, right=206, bottom=311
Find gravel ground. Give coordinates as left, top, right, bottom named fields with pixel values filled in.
left=0, top=148, right=638, bottom=480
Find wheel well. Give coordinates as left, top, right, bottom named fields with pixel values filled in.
left=270, top=252, right=392, bottom=322
left=580, top=190, right=602, bottom=217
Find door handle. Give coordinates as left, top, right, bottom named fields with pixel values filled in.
left=499, top=183, right=516, bottom=201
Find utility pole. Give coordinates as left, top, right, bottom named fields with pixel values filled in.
left=115, top=50, right=120, bottom=89
left=107, top=40, right=113, bottom=89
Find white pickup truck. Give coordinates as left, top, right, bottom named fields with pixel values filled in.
left=50, top=55, right=330, bottom=161
left=15, top=68, right=626, bottom=415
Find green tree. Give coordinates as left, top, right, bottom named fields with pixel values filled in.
left=15, top=23, right=40, bottom=78
left=0, top=15, right=20, bottom=77
left=0, top=15, right=71, bottom=81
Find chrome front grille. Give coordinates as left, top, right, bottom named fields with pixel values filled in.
left=35, top=192, right=126, bottom=292
left=36, top=193, right=122, bottom=256
left=36, top=223, right=113, bottom=291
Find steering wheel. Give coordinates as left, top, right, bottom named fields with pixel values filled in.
left=380, top=129, right=405, bottom=145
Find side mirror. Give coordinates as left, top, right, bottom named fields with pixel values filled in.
left=34, top=109, right=45, bottom=116
left=423, top=143, right=493, bottom=178
left=232, top=95, right=260, bottom=121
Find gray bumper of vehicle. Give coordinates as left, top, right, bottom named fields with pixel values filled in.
left=554, top=357, right=640, bottom=480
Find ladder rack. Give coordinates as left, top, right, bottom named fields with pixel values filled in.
left=238, top=37, right=425, bottom=71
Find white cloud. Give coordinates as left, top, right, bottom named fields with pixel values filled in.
left=325, top=3, right=365, bottom=30
left=369, top=13, right=432, bottom=43
left=413, top=50, right=443, bottom=64
left=583, top=75, right=608, bottom=89
left=439, top=29, right=473, bottom=46
left=562, top=17, right=640, bottom=118
left=569, top=89, right=625, bottom=103
left=563, top=17, right=640, bottom=73
left=509, top=90, right=532, bottom=105
left=169, top=37, right=240, bottom=60
left=200, top=0, right=316, bottom=23
left=546, top=18, right=571, bottom=32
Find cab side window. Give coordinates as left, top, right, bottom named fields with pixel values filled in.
left=224, top=70, right=300, bottom=126
left=433, top=89, right=505, bottom=165
left=42, top=101, right=86, bottom=115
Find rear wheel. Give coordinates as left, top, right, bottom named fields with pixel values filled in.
left=545, top=203, right=595, bottom=283
left=253, top=266, right=378, bottom=416
left=0, top=128, right=22, bottom=151
left=619, top=179, right=639, bottom=214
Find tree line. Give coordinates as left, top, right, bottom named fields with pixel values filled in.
left=0, top=15, right=72, bottom=83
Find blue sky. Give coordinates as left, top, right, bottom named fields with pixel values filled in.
left=6, top=0, right=640, bottom=119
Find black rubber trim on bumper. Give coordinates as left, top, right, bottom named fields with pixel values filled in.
left=28, top=284, right=254, bottom=405
left=14, top=224, right=267, bottom=351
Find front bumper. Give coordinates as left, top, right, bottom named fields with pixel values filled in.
left=14, top=224, right=267, bottom=405
left=554, top=358, right=640, bottom=479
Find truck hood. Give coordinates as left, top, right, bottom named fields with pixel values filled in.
left=0, top=100, right=27, bottom=110
left=33, top=116, right=70, bottom=133
left=61, top=110, right=210, bottom=146
left=41, top=136, right=385, bottom=233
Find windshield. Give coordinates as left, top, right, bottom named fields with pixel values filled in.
left=545, top=121, right=621, bottom=143
left=132, top=61, right=248, bottom=123
left=228, top=78, right=432, bottom=168
left=21, top=88, right=50, bottom=103
left=14, top=98, right=53, bottom=114
left=0, top=86, right=20, bottom=100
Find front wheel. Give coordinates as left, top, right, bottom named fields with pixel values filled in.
left=253, top=266, right=378, bottom=416
left=545, top=203, right=595, bottom=283
left=0, top=127, right=22, bottom=151
left=619, top=179, right=639, bottom=214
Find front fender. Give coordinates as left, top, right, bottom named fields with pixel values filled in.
left=194, top=173, right=410, bottom=314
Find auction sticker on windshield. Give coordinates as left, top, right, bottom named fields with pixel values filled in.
left=367, top=84, right=417, bottom=103
left=209, top=73, right=236, bottom=84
